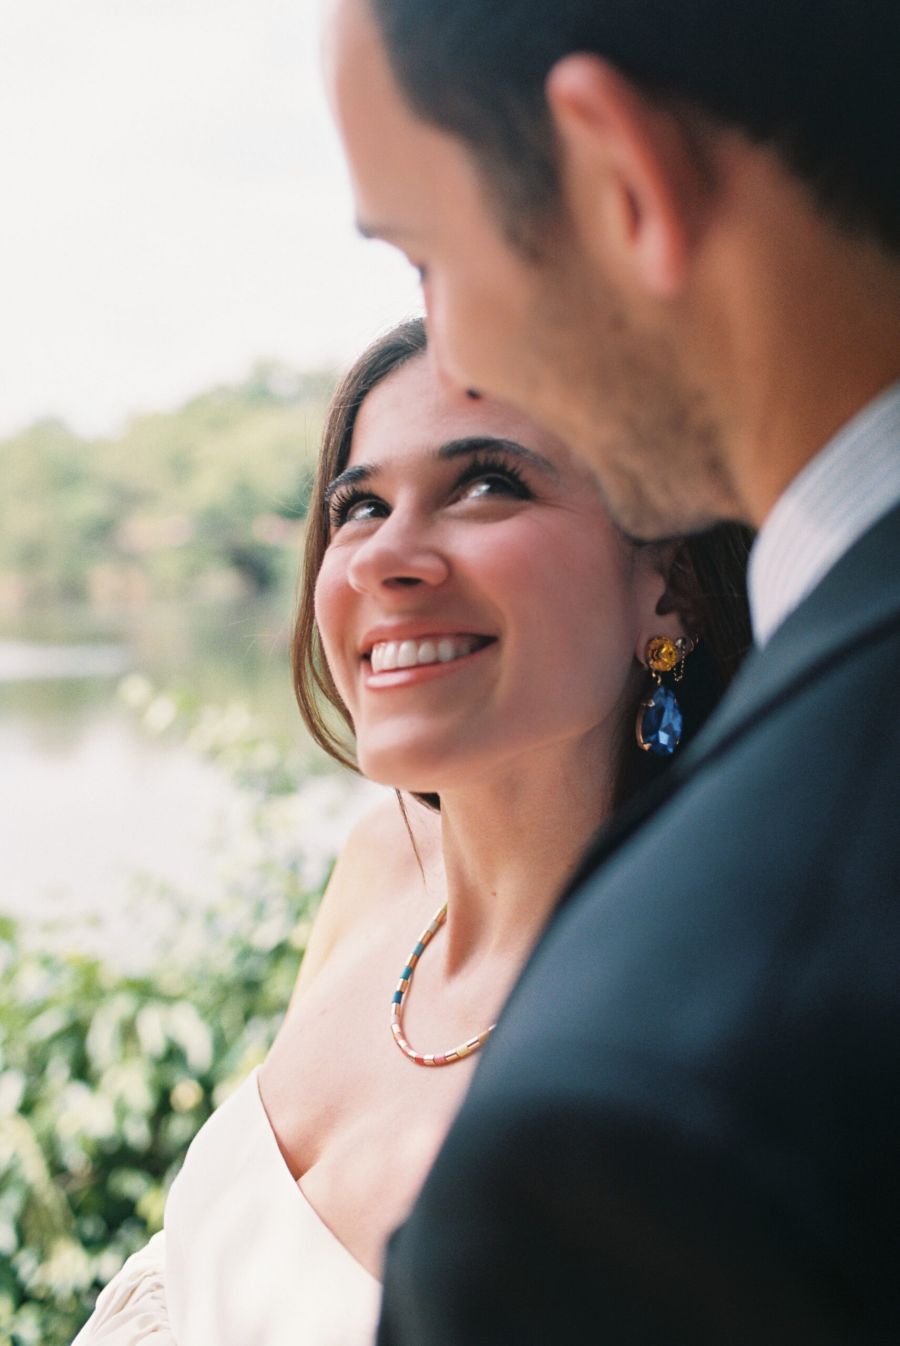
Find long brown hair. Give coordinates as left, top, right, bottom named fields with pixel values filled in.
left=293, top=319, right=428, bottom=771
left=292, top=317, right=753, bottom=797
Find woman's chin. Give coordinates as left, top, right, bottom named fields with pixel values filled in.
left=356, top=745, right=454, bottom=796
left=359, top=763, right=440, bottom=795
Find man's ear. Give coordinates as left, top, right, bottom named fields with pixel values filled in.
left=546, top=55, right=711, bottom=298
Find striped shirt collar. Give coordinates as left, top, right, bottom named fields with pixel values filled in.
left=749, top=379, right=900, bottom=647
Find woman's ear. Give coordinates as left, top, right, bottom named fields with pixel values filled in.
left=633, top=541, right=689, bottom=665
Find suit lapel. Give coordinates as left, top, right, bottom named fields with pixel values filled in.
left=684, top=499, right=900, bottom=767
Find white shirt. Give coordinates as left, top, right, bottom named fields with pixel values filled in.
left=749, top=380, right=900, bottom=647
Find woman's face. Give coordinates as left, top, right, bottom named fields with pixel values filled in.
left=314, top=352, right=670, bottom=793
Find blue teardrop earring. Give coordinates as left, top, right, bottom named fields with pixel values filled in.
left=636, top=635, right=692, bottom=757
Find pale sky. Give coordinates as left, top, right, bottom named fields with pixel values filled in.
left=0, top=0, right=422, bottom=438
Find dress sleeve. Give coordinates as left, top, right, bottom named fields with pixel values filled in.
left=71, top=1231, right=177, bottom=1345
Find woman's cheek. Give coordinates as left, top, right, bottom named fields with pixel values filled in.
left=314, top=565, right=354, bottom=702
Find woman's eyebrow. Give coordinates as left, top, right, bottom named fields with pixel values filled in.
left=438, top=437, right=560, bottom=480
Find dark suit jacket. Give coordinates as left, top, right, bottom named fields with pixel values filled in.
left=377, top=502, right=900, bottom=1346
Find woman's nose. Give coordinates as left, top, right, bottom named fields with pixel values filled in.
left=346, top=513, right=450, bottom=594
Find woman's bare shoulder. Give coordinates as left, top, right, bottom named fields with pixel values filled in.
left=289, top=794, right=441, bottom=1002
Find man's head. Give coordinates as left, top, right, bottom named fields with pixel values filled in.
left=326, top=0, right=900, bottom=536
left=371, top=0, right=900, bottom=259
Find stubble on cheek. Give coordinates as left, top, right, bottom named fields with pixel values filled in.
left=507, top=239, right=739, bottom=536
left=579, top=313, right=738, bottom=538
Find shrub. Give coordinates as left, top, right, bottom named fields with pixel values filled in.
left=0, top=678, right=354, bottom=1346
left=0, top=873, right=322, bottom=1346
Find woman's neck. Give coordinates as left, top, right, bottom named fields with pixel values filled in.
left=418, top=734, right=617, bottom=976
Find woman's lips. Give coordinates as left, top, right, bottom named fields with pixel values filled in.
left=363, top=635, right=497, bottom=688
left=368, top=633, right=493, bottom=674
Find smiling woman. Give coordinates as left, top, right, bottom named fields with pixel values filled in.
left=311, top=348, right=663, bottom=800
left=73, top=318, right=751, bottom=1346
left=297, top=319, right=751, bottom=796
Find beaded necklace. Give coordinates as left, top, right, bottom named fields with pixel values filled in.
left=390, top=903, right=497, bottom=1067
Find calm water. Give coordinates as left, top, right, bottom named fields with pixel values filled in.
left=0, top=600, right=372, bottom=962
left=0, top=599, right=300, bottom=747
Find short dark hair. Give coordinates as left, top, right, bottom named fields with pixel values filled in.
left=372, top=0, right=900, bottom=255
left=293, top=317, right=754, bottom=803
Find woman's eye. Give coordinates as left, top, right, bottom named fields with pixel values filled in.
left=346, top=498, right=382, bottom=522
left=329, top=493, right=387, bottom=530
left=461, top=475, right=508, bottom=499
left=456, top=469, right=529, bottom=502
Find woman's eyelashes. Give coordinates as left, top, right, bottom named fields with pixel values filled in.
left=450, top=453, right=532, bottom=503
left=328, top=488, right=387, bottom=529
left=327, top=454, right=534, bottom=534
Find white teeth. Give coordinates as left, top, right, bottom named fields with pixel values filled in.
left=372, top=642, right=399, bottom=672
left=397, top=640, right=419, bottom=669
left=368, top=635, right=485, bottom=672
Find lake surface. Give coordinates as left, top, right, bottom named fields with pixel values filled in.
left=0, top=600, right=375, bottom=965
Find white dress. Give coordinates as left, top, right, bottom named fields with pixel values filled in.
left=72, top=1068, right=382, bottom=1346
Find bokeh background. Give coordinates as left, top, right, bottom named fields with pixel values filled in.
left=0, top=4, right=416, bottom=1339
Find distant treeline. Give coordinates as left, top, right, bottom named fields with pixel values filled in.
left=0, top=364, right=336, bottom=609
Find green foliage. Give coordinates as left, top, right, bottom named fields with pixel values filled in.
left=0, top=886, right=320, bottom=1346
left=0, top=364, right=335, bottom=607
left=0, top=683, right=341, bottom=1345
left=117, top=671, right=320, bottom=796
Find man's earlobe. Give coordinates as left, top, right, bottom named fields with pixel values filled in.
left=546, top=55, right=708, bottom=299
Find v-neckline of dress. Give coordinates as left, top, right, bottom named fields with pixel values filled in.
left=249, top=1067, right=382, bottom=1287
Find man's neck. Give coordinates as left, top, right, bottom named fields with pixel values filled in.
left=699, top=144, right=900, bottom=530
